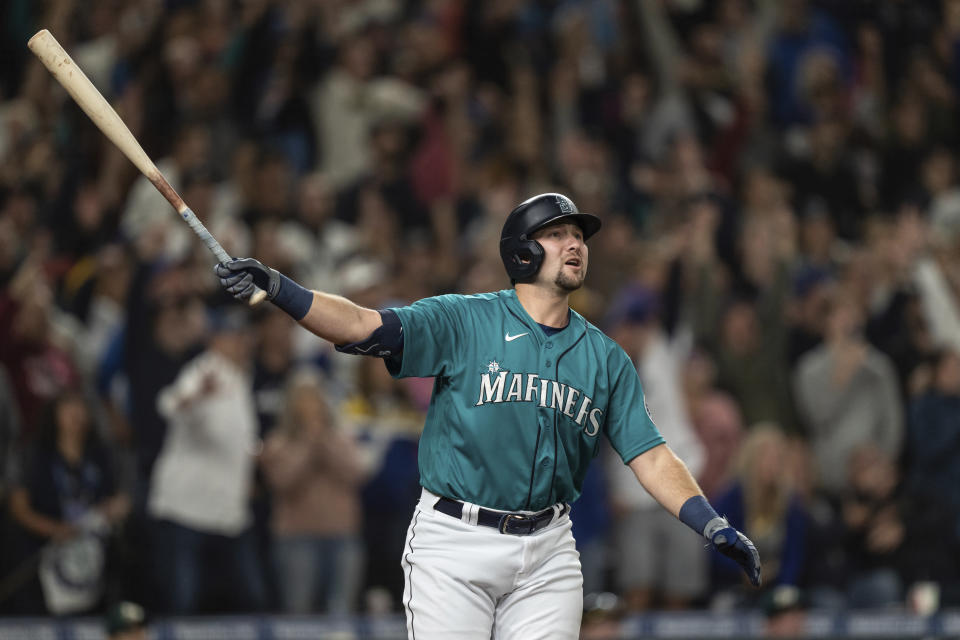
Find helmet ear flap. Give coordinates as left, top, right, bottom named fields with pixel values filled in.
left=509, top=238, right=544, bottom=280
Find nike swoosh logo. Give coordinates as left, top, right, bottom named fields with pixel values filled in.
left=505, top=332, right=529, bottom=342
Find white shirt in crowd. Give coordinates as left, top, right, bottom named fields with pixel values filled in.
left=148, top=350, right=257, bottom=536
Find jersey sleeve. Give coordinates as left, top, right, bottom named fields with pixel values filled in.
left=603, top=347, right=665, bottom=464
left=386, top=295, right=462, bottom=378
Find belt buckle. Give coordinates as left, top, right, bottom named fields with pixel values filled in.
left=499, top=513, right=537, bottom=535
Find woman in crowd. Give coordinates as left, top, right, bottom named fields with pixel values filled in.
left=7, top=389, right=129, bottom=614
left=710, top=425, right=808, bottom=606
left=261, top=369, right=368, bottom=615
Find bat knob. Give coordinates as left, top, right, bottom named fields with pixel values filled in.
left=248, top=287, right=268, bottom=307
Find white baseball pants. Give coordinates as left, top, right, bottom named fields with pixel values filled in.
left=401, top=489, right=583, bottom=639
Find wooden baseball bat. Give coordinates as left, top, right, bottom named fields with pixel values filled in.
left=27, top=29, right=267, bottom=306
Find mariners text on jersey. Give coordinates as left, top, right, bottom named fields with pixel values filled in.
left=475, top=371, right=605, bottom=436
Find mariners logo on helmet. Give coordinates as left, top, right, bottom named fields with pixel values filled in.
left=499, top=193, right=602, bottom=282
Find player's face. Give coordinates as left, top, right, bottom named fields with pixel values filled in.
left=531, top=222, right=588, bottom=292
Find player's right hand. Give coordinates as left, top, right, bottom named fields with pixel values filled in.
left=216, top=258, right=280, bottom=302
left=706, top=516, right=762, bottom=587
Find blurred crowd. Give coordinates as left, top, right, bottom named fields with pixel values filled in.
left=2, top=0, right=960, bottom=626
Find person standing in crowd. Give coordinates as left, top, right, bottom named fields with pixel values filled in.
left=793, top=289, right=903, bottom=496
left=261, top=369, right=368, bottom=615
left=119, top=262, right=209, bottom=496
left=604, top=285, right=708, bottom=611
left=147, top=307, right=265, bottom=614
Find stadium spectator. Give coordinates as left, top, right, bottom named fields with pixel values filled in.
left=120, top=261, right=208, bottom=496
left=252, top=308, right=299, bottom=435
left=710, top=426, right=808, bottom=608
left=283, top=171, right=360, bottom=296
left=786, top=264, right=833, bottom=366
left=686, top=201, right=799, bottom=432
left=906, top=348, right=960, bottom=514
left=840, top=445, right=906, bottom=608
left=903, top=348, right=960, bottom=601
left=765, top=0, right=851, bottom=127
left=604, top=285, right=708, bottom=611
left=862, top=215, right=933, bottom=401
left=912, top=230, right=960, bottom=355
left=310, top=28, right=424, bottom=189
left=146, top=307, right=265, bottom=614
left=6, top=389, right=129, bottom=615
left=261, top=368, right=368, bottom=615
left=690, top=390, right=744, bottom=501
left=793, top=288, right=904, bottom=495
left=0, top=259, right=81, bottom=440
left=778, top=117, right=865, bottom=242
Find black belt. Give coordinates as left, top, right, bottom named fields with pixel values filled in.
left=433, top=496, right=568, bottom=536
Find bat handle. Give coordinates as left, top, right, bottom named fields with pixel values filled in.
left=180, top=207, right=268, bottom=306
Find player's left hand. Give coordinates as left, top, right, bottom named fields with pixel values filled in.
left=706, top=516, right=762, bottom=587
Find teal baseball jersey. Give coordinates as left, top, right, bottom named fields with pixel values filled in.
left=387, top=288, right=664, bottom=512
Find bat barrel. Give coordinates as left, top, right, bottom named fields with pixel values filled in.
left=28, top=28, right=268, bottom=307
left=28, top=29, right=158, bottom=178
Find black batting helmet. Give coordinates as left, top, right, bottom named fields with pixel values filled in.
left=499, top=193, right=602, bottom=282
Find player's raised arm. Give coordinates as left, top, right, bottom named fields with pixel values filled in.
left=215, top=258, right=383, bottom=345
left=629, top=443, right=762, bottom=588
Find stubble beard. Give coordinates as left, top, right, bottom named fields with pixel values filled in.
left=554, top=266, right=586, bottom=292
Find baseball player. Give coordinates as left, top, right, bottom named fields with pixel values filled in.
left=216, top=193, right=761, bottom=638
